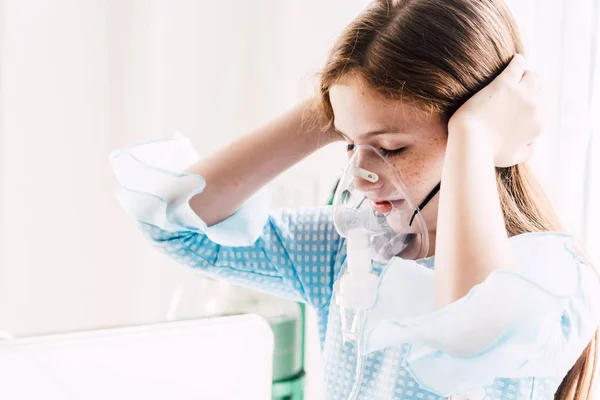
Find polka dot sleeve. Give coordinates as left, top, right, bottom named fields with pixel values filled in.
left=110, top=134, right=344, bottom=308
left=362, top=233, right=600, bottom=396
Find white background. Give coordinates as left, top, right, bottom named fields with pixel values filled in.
left=1, top=0, right=599, bottom=398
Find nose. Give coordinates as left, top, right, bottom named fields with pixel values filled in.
left=352, top=149, right=383, bottom=192
left=351, top=166, right=378, bottom=183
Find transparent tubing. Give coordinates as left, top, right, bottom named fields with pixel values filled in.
left=337, top=229, right=375, bottom=399
left=347, top=310, right=367, bottom=400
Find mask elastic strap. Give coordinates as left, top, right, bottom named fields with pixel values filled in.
left=408, top=182, right=441, bottom=226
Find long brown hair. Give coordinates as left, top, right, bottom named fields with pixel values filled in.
left=315, top=0, right=598, bottom=397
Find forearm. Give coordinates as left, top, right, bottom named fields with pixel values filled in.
left=434, top=121, right=517, bottom=308
left=187, top=99, right=339, bottom=226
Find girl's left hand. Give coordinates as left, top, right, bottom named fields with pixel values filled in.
left=448, top=54, right=546, bottom=168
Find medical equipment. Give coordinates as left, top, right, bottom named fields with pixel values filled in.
left=334, top=228, right=378, bottom=400
left=331, top=144, right=440, bottom=399
left=167, top=281, right=305, bottom=400
left=332, top=144, right=437, bottom=263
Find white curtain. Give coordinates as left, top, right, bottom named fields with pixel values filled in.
left=0, top=0, right=373, bottom=332
left=583, top=2, right=600, bottom=265
left=506, top=0, right=600, bottom=263
left=0, top=1, right=367, bottom=398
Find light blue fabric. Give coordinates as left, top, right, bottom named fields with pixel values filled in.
left=361, top=234, right=600, bottom=396
left=110, top=135, right=600, bottom=400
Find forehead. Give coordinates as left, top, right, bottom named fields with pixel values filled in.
left=329, top=76, right=442, bottom=141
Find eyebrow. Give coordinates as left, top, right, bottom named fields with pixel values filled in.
left=333, top=126, right=402, bottom=141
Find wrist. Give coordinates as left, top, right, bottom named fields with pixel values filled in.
left=447, top=118, right=496, bottom=165
left=299, top=98, right=342, bottom=147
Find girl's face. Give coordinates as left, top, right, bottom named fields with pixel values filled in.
left=329, top=76, right=448, bottom=233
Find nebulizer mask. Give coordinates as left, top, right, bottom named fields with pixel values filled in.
left=332, top=144, right=439, bottom=399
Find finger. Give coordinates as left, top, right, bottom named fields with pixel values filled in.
left=498, top=54, right=527, bottom=86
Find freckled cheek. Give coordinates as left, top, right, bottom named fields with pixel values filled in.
left=392, top=152, right=444, bottom=196
left=403, top=160, right=429, bottom=191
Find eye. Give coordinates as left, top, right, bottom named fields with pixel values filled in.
left=379, top=147, right=406, bottom=158
left=346, top=143, right=356, bottom=153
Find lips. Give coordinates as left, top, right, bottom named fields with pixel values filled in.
left=373, top=201, right=393, bottom=214
left=372, top=199, right=405, bottom=214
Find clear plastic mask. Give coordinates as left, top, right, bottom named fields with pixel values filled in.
left=332, top=144, right=430, bottom=262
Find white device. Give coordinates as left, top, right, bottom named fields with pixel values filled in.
left=0, top=314, right=273, bottom=400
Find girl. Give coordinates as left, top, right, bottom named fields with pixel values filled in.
left=110, top=0, right=600, bottom=398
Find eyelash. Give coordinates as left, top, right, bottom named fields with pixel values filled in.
left=346, top=144, right=406, bottom=157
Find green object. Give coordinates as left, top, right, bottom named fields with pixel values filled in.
left=270, top=302, right=305, bottom=400
left=270, top=311, right=303, bottom=382
left=266, top=301, right=304, bottom=400
left=272, top=371, right=305, bottom=400
left=327, top=180, right=340, bottom=206
left=271, top=178, right=339, bottom=400
left=299, top=303, right=306, bottom=371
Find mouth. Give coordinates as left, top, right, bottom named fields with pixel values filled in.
left=372, top=199, right=405, bottom=214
